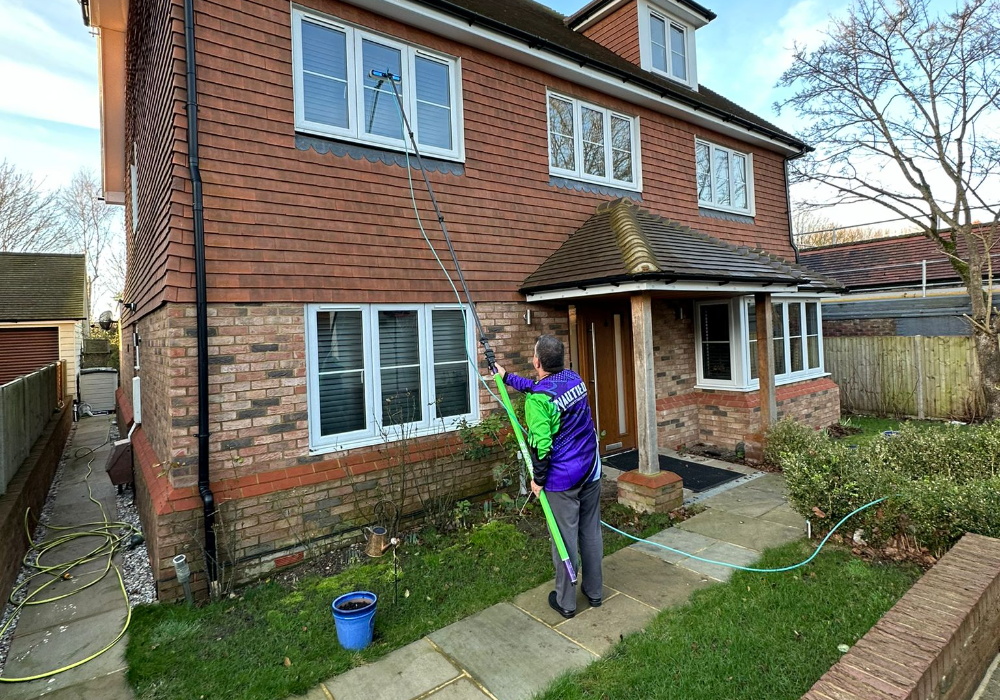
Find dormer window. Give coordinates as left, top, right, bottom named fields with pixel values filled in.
left=649, top=12, right=687, bottom=81
left=638, top=0, right=700, bottom=88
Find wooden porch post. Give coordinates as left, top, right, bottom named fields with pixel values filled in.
left=755, top=293, right=777, bottom=433
left=631, top=292, right=658, bottom=475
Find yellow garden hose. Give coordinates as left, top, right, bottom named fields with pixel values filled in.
left=0, top=440, right=138, bottom=683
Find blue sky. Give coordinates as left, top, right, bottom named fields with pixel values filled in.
left=1, top=0, right=846, bottom=191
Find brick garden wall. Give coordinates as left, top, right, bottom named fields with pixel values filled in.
left=823, top=318, right=897, bottom=337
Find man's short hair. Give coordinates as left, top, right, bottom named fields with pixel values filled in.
left=534, top=335, right=565, bottom=373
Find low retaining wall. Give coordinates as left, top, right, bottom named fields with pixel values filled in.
left=802, top=533, right=1000, bottom=700
left=0, top=404, right=72, bottom=603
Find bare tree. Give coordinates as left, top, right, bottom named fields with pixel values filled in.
left=59, top=169, right=125, bottom=313
left=0, top=160, right=65, bottom=252
left=779, top=0, right=1000, bottom=417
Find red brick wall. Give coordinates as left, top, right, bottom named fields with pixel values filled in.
left=582, top=1, right=642, bottom=66
left=126, top=0, right=796, bottom=322
left=823, top=318, right=897, bottom=337
left=803, top=533, right=1000, bottom=700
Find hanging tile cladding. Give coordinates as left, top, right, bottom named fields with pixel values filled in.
left=122, top=0, right=797, bottom=318
left=124, top=0, right=193, bottom=322
left=582, top=1, right=642, bottom=66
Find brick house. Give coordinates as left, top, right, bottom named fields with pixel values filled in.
left=79, top=0, right=841, bottom=600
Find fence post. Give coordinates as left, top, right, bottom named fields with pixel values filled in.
left=914, top=335, right=925, bottom=420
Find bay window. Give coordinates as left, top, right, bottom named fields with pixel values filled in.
left=695, top=298, right=826, bottom=389
left=292, top=8, right=464, bottom=161
left=306, top=304, right=478, bottom=452
left=695, top=139, right=754, bottom=215
left=547, top=91, right=641, bottom=191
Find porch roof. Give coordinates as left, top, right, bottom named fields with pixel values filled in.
left=520, top=199, right=842, bottom=299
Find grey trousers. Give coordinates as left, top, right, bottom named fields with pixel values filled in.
left=546, top=477, right=603, bottom=611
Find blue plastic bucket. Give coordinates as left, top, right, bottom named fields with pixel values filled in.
left=332, top=591, right=377, bottom=650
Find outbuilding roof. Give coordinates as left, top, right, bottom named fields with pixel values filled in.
left=520, top=199, right=841, bottom=294
left=0, top=253, right=88, bottom=321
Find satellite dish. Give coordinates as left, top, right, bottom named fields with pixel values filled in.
left=98, top=310, right=115, bottom=331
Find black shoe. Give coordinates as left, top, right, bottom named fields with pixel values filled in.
left=586, top=595, right=602, bottom=608
left=548, top=591, right=575, bottom=619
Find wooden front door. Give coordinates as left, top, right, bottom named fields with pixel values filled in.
left=576, top=304, right=637, bottom=455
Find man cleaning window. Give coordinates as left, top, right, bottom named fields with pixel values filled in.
left=494, top=335, right=603, bottom=619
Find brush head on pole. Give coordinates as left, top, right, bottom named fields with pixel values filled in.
left=368, top=68, right=401, bottom=82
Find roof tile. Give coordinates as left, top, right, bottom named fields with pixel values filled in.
left=0, top=253, right=87, bottom=321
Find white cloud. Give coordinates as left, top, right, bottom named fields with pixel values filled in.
left=0, top=2, right=98, bottom=129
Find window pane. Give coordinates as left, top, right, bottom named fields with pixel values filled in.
left=380, top=367, right=422, bottom=426
left=378, top=310, right=421, bottom=426
left=700, top=304, right=730, bottom=342
left=788, top=303, right=801, bottom=337
left=773, top=338, right=786, bottom=375
left=808, top=336, right=821, bottom=370
left=319, top=373, right=366, bottom=435
left=548, top=96, right=575, bottom=170
left=378, top=310, right=419, bottom=366
left=806, top=303, right=819, bottom=335
left=301, top=21, right=349, bottom=129
left=788, top=304, right=803, bottom=372
left=611, top=116, right=633, bottom=182
left=362, top=39, right=403, bottom=139
left=790, top=337, right=803, bottom=372
left=415, top=57, right=452, bottom=149
left=650, top=15, right=667, bottom=72
left=315, top=310, right=365, bottom=436
left=696, top=143, right=712, bottom=202
left=582, top=107, right=606, bottom=177
left=434, top=364, right=470, bottom=418
left=714, top=148, right=731, bottom=206
left=772, top=303, right=785, bottom=375
left=432, top=310, right=467, bottom=362
left=316, top=311, right=364, bottom=373
left=732, top=154, right=748, bottom=210
left=771, top=303, right=784, bottom=339
left=670, top=24, right=686, bottom=79
left=703, top=343, right=732, bottom=381
left=749, top=340, right=758, bottom=380
left=747, top=301, right=758, bottom=380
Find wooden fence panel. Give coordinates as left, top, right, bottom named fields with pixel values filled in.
left=0, top=362, right=61, bottom=496
left=824, top=336, right=983, bottom=420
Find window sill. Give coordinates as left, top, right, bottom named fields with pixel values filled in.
left=294, top=132, right=465, bottom=175
left=549, top=176, right=643, bottom=199
left=697, top=201, right=755, bottom=219
left=695, top=372, right=831, bottom=393
left=308, top=417, right=479, bottom=456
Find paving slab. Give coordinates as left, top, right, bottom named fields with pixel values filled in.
left=629, top=528, right=719, bottom=565
left=13, top=668, right=134, bottom=700
left=14, top=571, right=125, bottom=636
left=738, top=473, right=788, bottom=496
left=1, top=609, right=128, bottom=700
left=428, top=604, right=595, bottom=700
left=512, top=582, right=616, bottom=626
left=424, top=678, right=493, bottom=700
left=323, top=638, right=461, bottom=700
left=601, top=548, right=714, bottom=610
left=674, top=541, right=760, bottom=582
left=758, top=503, right=807, bottom=530
left=699, top=487, right=788, bottom=518
left=555, top=593, right=657, bottom=656
left=677, top=508, right=802, bottom=551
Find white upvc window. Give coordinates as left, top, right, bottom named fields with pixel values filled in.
left=546, top=91, right=641, bottom=191
left=638, top=1, right=697, bottom=88
left=694, top=297, right=825, bottom=390
left=291, top=7, right=464, bottom=161
left=695, top=139, right=754, bottom=216
left=305, top=303, right=479, bottom=453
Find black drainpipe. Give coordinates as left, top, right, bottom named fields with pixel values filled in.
left=183, top=0, right=218, bottom=591
left=784, top=154, right=805, bottom=263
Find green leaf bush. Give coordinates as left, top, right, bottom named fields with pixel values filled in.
left=767, top=419, right=1000, bottom=554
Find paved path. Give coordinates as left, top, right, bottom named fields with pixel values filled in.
left=975, top=655, right=1000, bottom=700
left=300, top=472, right=804, bottom=700
left=1, top=415, right=134, bottom=700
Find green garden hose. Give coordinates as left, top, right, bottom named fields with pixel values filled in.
left=0, top=441, right=137, bottom=683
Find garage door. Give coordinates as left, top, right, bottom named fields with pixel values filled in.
left=0, top=328, right=59, bottom=385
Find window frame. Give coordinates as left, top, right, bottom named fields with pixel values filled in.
left=648, top=10, right=688, bottom=82
left=291, top=6, right=465, bottom=162
left=638, top=0, right=697, bottom=88
left=694, top=138, right=756, bottom=217
left=305, top=303, right=479, bottom=454
left=694, top=297, right=827, bottom=390
left=546, top=90, right=642, bottom=192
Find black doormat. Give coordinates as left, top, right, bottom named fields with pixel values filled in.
left=602, top=450, right=742, bottom=492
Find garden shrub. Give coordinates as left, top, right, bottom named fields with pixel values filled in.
left=762, top=419, right=824, bottom=467
left=773, top=420, right=1000, bottom=554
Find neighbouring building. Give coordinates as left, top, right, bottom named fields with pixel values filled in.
left=79, top=0, right=841, bottom=600
left=0, top=253, right=87, bottom=399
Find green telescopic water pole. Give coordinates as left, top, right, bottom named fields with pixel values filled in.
left=378, top=70, right=577, bottom=586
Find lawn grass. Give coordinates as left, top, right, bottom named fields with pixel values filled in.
left=536, top=540, right=920, bottom=700
left=838, top=415, right=943, bottom=447
left=126, top=508, right=674, bottom=700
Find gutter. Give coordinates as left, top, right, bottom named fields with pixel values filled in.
left=183, top=0, right=219, bottom=596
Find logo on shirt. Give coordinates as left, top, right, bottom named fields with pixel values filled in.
left=554, top=382, right=588, bottom=412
